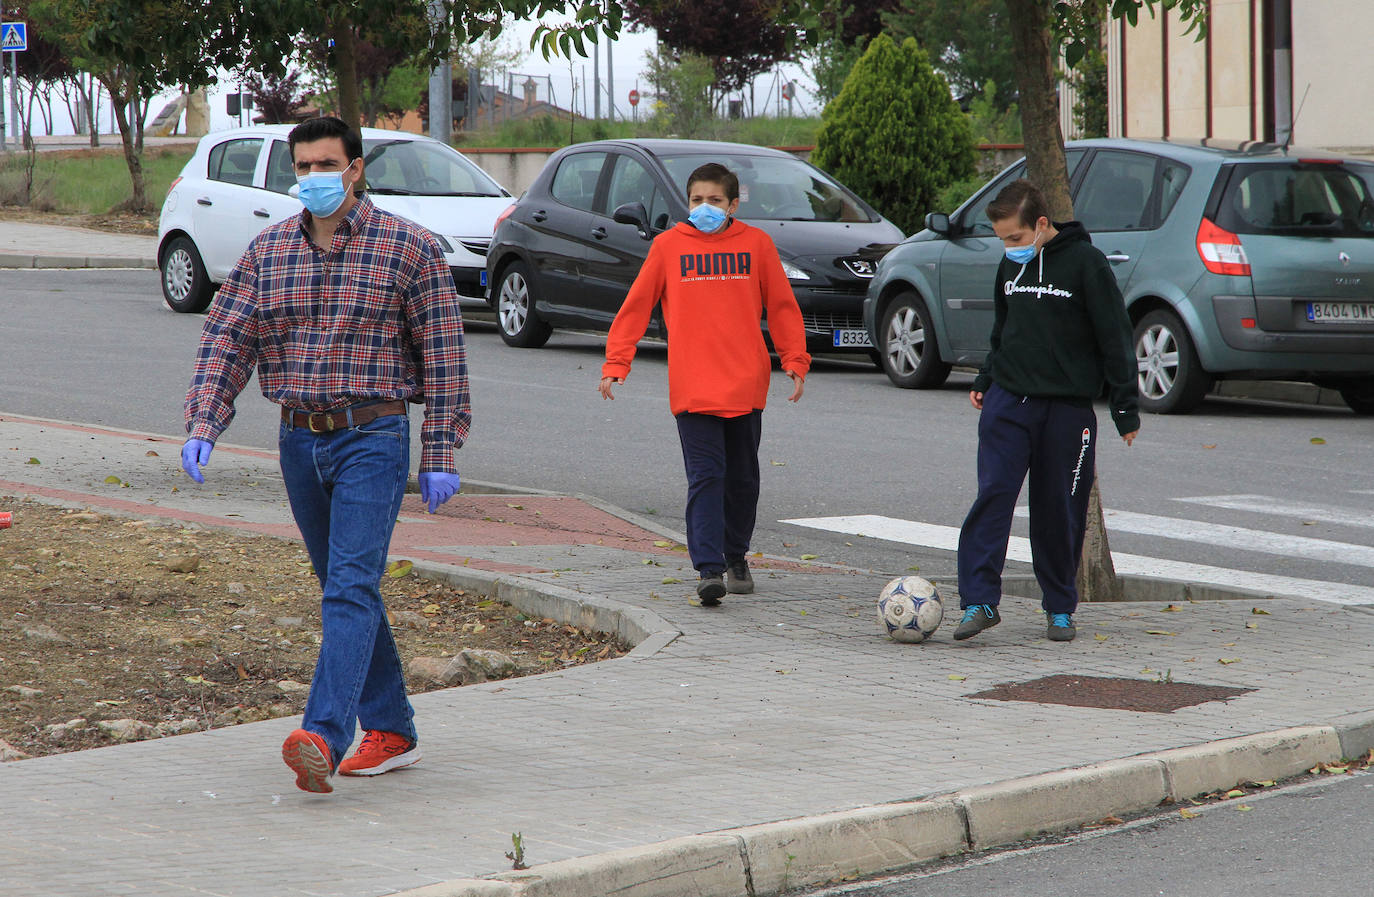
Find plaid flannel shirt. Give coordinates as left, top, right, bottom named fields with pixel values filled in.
left=184, top=194, right=471, bottom=473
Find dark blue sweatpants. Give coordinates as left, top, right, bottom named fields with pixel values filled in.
left=957, top=384, right=1098, bottom=614
left=675, top=410, right=763, bottom=575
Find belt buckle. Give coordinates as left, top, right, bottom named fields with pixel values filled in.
left=307, top=411, right=335, bottom=433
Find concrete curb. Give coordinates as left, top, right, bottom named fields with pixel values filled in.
left=391, top=719, right=1374, bottom=897
left=0, top=253, right=156, bottom=269
left=406, top=560, right=680, bottom=661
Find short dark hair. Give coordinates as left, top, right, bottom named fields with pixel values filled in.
left=288, top=116, right=363, bottom=164
left=686, top=162, right=740, bottom=202
left=986, top=179, right=1050, bottom=229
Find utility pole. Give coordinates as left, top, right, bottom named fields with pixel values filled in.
left=606, top=34, right=614, bottom=122
left=593, top=40, right=600, bottom=120
left=426, top=0, right=451, bottom=141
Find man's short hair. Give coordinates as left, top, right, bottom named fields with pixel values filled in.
left=288, top=116, right=364, bottom=164
left=686, top=162, right=740, bottom=202
left=987, top=179, right=1051, bottom=228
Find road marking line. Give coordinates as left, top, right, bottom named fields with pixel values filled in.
left=1175, top=494, right=1374, bottom=529
left=780, top=514, right=1374, bottom=606
left=1010, top=506, right=1374, bottom=568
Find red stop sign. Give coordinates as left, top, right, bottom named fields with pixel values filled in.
left=628, top=89, right=640, bottom=106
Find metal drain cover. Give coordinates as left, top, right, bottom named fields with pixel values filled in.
left=965, top=674, right=1254, bottom=713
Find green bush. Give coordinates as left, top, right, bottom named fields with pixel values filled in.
left=811, top=34, right=977, bottom=235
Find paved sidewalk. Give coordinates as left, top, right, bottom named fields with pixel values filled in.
left=0, top=219, right=157, bottom=269
left=2, top=411, right=1373, bottom=897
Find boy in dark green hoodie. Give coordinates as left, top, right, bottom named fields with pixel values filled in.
left=953, top=179, right=1140, bottom=643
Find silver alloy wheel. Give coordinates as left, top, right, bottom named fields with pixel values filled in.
left=164, top=248, right=195, bottom=303
left=884, top=305, right=926, bottom=376
left=1136, top=321, right=1180, bottom=400
left=498, top=270, right=529, bottom=336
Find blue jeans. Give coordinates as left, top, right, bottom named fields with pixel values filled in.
left=675, top=410, right=763, bottom=575
left=278, top=412, right=415, bottom=766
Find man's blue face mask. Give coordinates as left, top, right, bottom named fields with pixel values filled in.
left=292, top=161, right=357, bottom=217
left=688, top=202, right=729, bottom=233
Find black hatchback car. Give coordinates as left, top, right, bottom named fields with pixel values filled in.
left=484, top=139, right=905, bottom=352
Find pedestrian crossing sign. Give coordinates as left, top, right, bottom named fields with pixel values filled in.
left=1, top=22, right=27, bottom=52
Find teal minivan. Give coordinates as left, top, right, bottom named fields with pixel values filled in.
left=862, top=139, right=1374, bottom=414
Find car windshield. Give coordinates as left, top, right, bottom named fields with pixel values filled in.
left=1218, top=161, right=1374, bottom=238
left=362, top=139, right=506, bottom=197
left=658, top=153, right=878, bottom=223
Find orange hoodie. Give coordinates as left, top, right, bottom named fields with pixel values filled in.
left=602, top=219, right=811, bottom=417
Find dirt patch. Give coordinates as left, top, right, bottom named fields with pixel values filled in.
left=0, top=207, right=158, bottom=236
left=965, top=674, right=1254, bottom=713
left=0, top=497, right=628, bottom=759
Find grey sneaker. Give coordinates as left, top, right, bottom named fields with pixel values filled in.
left=1047, top=612, right=1077, bottom=642
left=953, top=604, right=1001, bottom=640
left=696, top=573, right=726, bottom=607
left=725, top=558, right=754, bottom=594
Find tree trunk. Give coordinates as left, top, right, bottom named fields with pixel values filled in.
left=1005, top=0, right=1122, bottom=602
left=102, top=74, right=150, bottom=214
left=334, top=23, right=361, bottom=130
left=1005, top=0, right=1072, bottom=219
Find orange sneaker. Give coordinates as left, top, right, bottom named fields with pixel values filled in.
left=282, top=728, right=334, bottom=793
left=339, top=730, right=421, bottom=777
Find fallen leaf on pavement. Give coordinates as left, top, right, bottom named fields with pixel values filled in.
left=1251, top=607, right=1271, bottom=615
left=1237, top=804, right=1253, bottom=812
left=1310, top=437, right=1326, bottom=444
left=386, top=560, right=413, bottom=578
left=948, top=675, right=967, bottom=681
left=800, top=554, right=818, bottom=560
left=1161, top=604, right=1183, bottom=612
left=1094, top=633, right=1109, bottom=641
left=1179, top=808, right=1200, bottom=819
left=104, top=476, right=122, bottom=485
left=1218, top=658, right=1241, bottom=664
left=652, top=540, right=672, bottom=548
left=662, top=577, right=681, bottom=584
left=1145, top=630, right=1177, bottom=636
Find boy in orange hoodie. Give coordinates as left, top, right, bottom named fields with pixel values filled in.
left=599, top=163, right=811, bottom=606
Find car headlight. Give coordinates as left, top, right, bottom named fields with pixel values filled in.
left=780, top=260, right=811, bottom=281
left=429, top=233, right=454, bottom=253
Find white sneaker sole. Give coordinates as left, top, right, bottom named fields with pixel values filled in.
left=340, top=746, right=422, bottom=777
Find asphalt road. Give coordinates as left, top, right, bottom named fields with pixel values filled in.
left=3, top=268, right=1371, bottom=593
left=803, top=771, right=1374, bottom=897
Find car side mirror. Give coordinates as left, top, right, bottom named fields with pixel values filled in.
left=924, top=212, right=951, bottom=235
left=613, top=202, right=652, bottom=240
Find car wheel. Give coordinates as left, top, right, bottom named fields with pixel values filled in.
left=878, top=292, right=952, bottom=389
left=496, top=261, right=553, bottom=348
left=1133, top=308, right=1212, bottom=414
left=161, top=236, right=214, bottom=313
left=1332, top=378, right=1374, bottom=415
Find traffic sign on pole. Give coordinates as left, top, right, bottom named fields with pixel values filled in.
left=627, top=88, right=639, bottom=107
left=1, top=22, right=26, bottom=52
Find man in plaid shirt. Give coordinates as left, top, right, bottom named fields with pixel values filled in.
left=182, top=117, right=470, bottom=793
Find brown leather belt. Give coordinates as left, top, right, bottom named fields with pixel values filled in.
left=281, top=400, right=407, bottom=433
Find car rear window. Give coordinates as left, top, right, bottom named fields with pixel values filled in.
left=1216, top=161, right=1374, bottom=238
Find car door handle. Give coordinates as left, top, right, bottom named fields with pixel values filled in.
left=1105, top=253, right=1131, bottom=262
left=591, top=227, right=608, bottom=239
left=196, top=198, right=212, bottom=206
left=253, top=208, right=270, bottom=218
left=531, top=210, right=547, bottom=222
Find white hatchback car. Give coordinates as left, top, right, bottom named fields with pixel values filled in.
left=157, top=125, right=513, bottom=312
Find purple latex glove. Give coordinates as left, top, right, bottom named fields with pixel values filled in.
left=181, top=438, right=213, bottom=483
left=418, top=472, right=461, bottom=513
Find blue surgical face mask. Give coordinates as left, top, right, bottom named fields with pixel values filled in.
left=688, top=202, right=729, bottom=233
left=1004, top=228, right=1042, bottom=264
left=293, top=162, right=355, bottom=217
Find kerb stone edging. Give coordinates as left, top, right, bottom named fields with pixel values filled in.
left=390, top=719, right=1374, bottom=897
left=407, top=560, right=680, bottom=659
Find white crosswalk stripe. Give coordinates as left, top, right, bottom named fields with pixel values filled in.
left=1174, top=494, right=1374, bottom=529
left=1010, top=506, right=1374, bottom=568
left=781, top=513, right=1374, bottom=606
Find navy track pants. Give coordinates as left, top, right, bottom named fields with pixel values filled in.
left=675, top=410, right=763, bottom=575
left=957, top=384, right=1098, bottom=614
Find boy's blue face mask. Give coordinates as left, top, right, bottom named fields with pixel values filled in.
left=688, top=202, right=729, bottom=233
left=1004, top=227, right=1043, bottom=264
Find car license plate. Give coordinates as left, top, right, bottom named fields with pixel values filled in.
left=1307, top=301, right=1374, bottom=323
left=832, top=328, right=872, bottom=348
left=479, top=270, right=488, bottom=287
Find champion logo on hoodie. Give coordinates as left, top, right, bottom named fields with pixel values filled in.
left=1005, top=281, right=1074, bottom=300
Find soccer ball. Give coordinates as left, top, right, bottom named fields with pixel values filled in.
left=877, top=576, right=944, bottom=643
